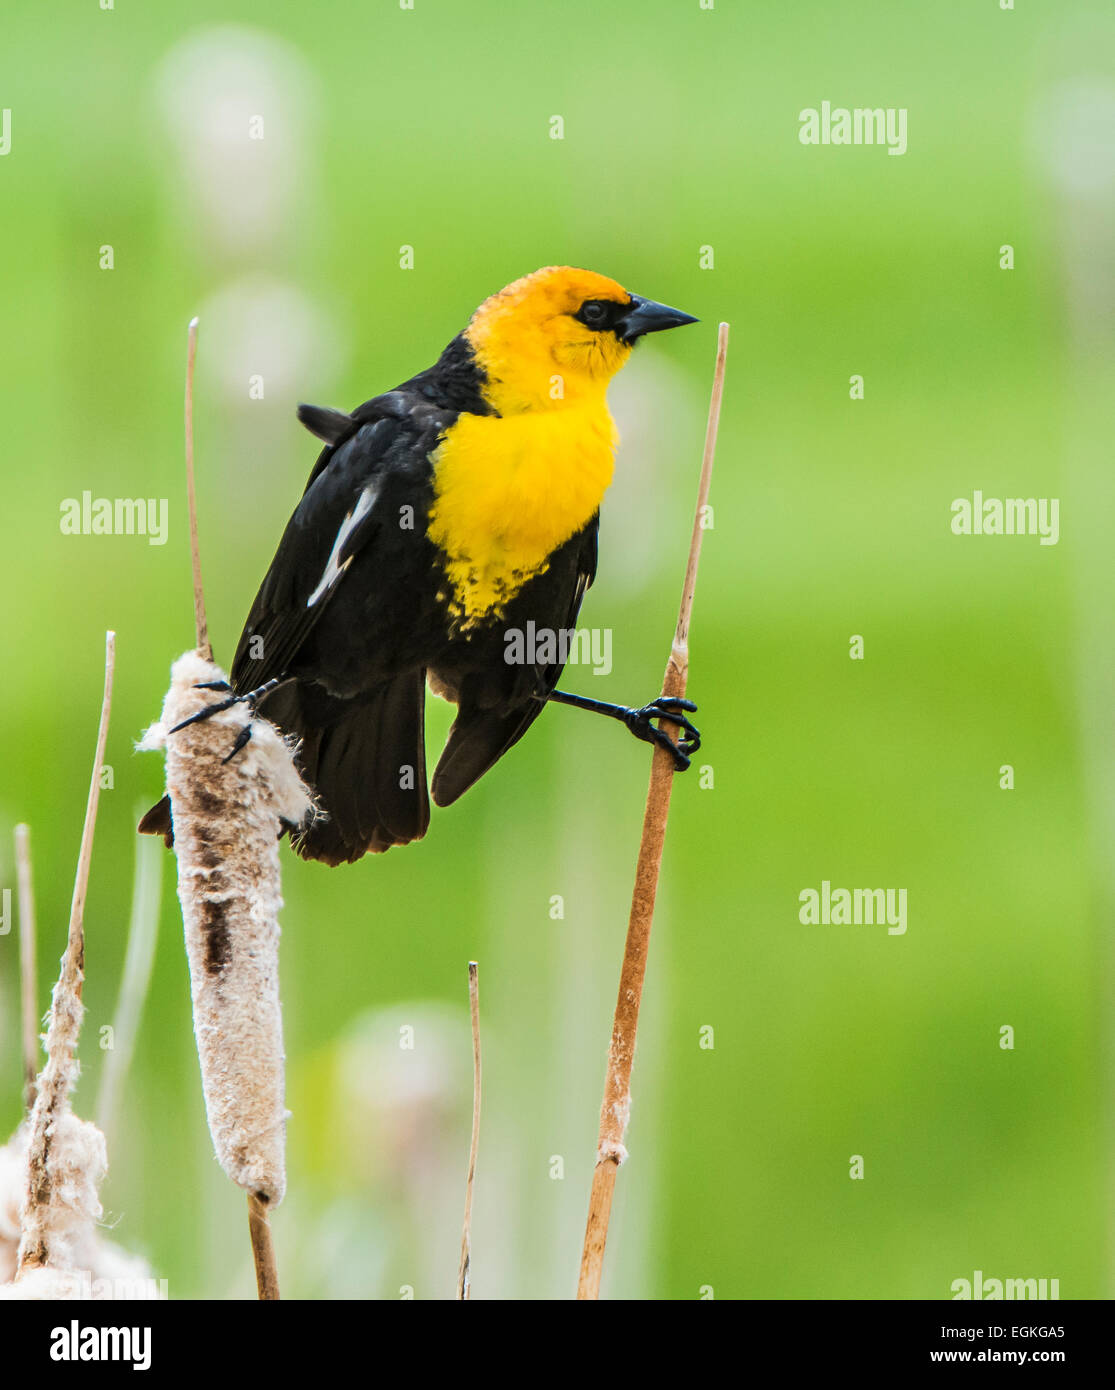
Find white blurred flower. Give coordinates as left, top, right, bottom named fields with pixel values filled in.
left=1030, top=78, right=1115, bottom=199
left=152, top=25, right=320, bottom=254
left=196, top=274, right=347, bottom=410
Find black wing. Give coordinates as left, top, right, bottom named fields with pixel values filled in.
left=230, top=412, right=406, bottom=693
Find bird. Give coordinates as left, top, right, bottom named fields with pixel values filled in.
left=140, top=266, right=700, bottom=865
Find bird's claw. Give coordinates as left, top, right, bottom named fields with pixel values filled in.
left=221, top=724, right=254, bottom=764
left=170, top=692, right=244, bottom=735
left=624, top=697, right=700, bottom=771
left=169, top=678, right=281, bottom=765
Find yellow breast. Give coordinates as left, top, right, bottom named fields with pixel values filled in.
left=428, top=404, right=617, bottom=632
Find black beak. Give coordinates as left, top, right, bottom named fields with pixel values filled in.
left=617, top=294, right=699, bottom=345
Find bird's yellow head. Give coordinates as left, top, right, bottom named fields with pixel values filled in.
left=465, top=266, right=696, bottom=414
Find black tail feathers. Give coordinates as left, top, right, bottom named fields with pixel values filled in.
left=297, top=403, right=356, bottom=445
left=137, top=673, right=430, bottom=867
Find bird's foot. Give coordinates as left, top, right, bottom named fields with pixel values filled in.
left=169, top=677, right=283, bottom=763
left=623, top=697, right=700, bottom=770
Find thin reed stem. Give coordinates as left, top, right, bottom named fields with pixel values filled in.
left=577, top=325, right=729, bottom=1299
left=457, top=961, right=482, bottom=1299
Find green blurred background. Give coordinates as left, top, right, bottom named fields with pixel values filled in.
left=1, top=0, right=1113, bottom=1299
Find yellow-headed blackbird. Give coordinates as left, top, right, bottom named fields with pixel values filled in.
left=141, top=266, right=699, bottom=864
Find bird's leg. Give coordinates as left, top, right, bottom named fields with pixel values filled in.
left=541, top=687, right=700, bottom=771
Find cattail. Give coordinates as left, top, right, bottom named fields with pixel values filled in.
left=139, top=650, right=312, bottom=1209
left=1, top=1122, right=158, bottom=1300
left=6, top=631, right=157, bottom=1301
left=136, top=320, right=302, bottom=1297
left=17, top=632, right=114, bottom=1278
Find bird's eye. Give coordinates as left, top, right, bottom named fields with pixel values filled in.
left=579, top=301, right=608, bottom=327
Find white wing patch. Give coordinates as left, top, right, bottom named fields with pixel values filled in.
left=306, top=481, right=380, bottom=608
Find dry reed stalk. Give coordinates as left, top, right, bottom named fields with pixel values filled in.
left=17, top=631, right=116, bottom=1275
left=247, top=1191, right=280, bottom=1301
left=577, top=324, right=729, bottom=1300
left=184, top=316, right=211, bottom=663
left=14, top=825, right=38, bottom=1112
left=456, top=960, right=481, bottom=1299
